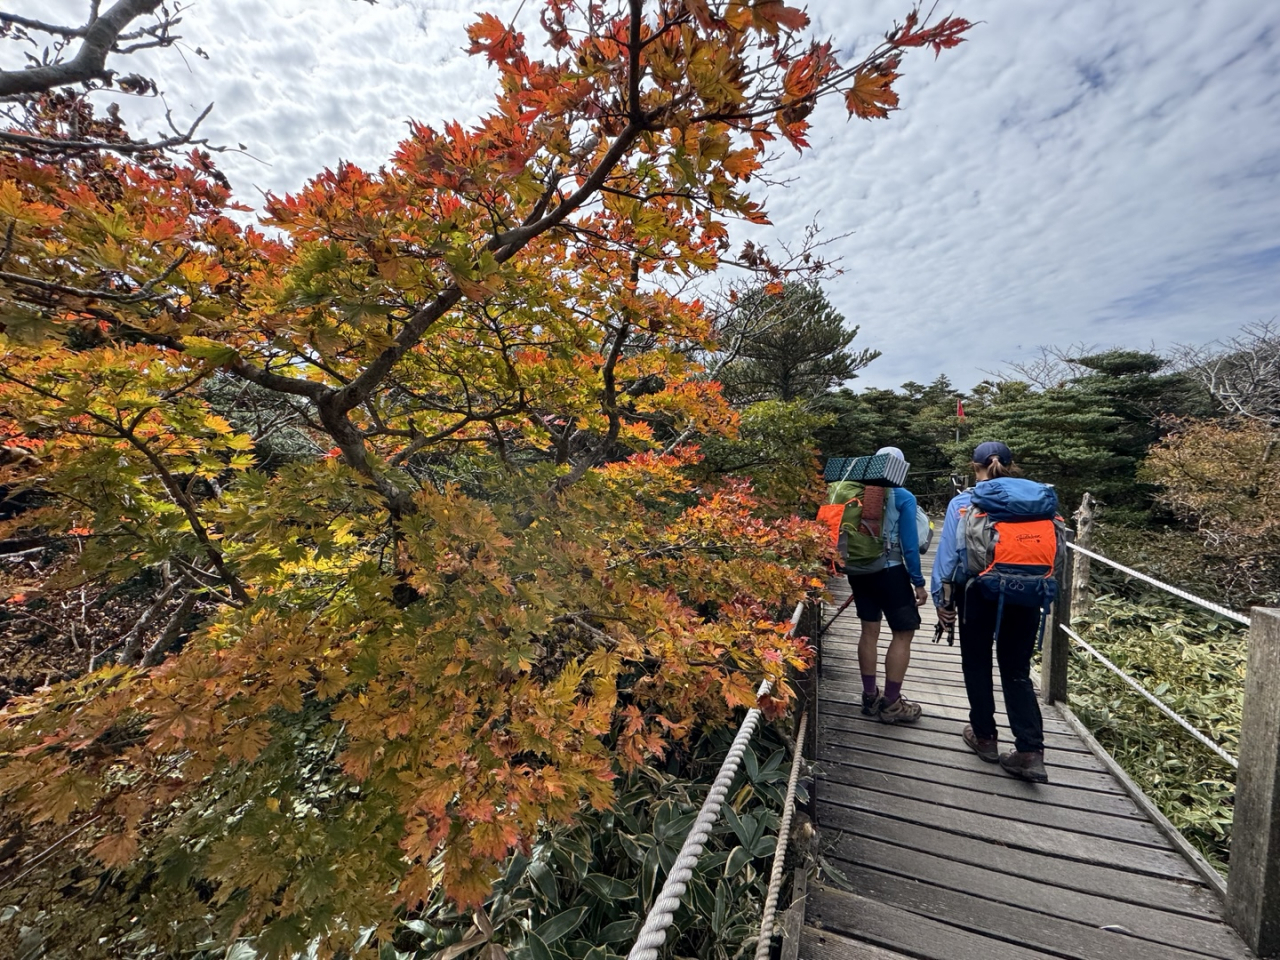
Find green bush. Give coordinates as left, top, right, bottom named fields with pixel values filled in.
left=1067, top=592, right=1244, bottom=873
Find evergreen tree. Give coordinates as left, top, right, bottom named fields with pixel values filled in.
left=955, top=351, right=1213, bottom=519
left=717, top=282, right=879, bottom=403
left=814, top=375, right=963, bottom=511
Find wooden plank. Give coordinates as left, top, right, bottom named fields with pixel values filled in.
left=822, top=648, right=966, bottom=670
left=819, top=702, right=1083, bottom=745
left=820, top=672, right=1074, bottom=716
left=819, top=698, right=1089, bottom=752
left=779, top=866, right=807, bottom=960
left=819, top=719, right=1112, bottom=778
left=831, top=834, right=1251, bottom=959
left=819, top=660, right=970, bottom=684
left=819, top=807, right=1226, bottom=920
left=821, top=680, right=1079, bottom=734
left=808, top=885, right=1059, bottom=960
left=818, top=782, right=1202, bottom=882
left=813, top=572, right=1252, bottom=958
left=825, top=663, right=968, bottom=682
left=817, top=723, right=1125, bottom=788
left=1055, top=700, right=1231, bottom=900
left=833, top=864, right=1226, bottom=960
left=818, top=765, right=1168, bottom=846
left=818, top=743, right=1145, bottom=817
left=800, top=926, right=962, bottom=960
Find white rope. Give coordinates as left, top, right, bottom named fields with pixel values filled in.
left=753, top=710, right=809, bottom=960
left=1066, top=542, right=1251, bottom=627
left=1063, top=624, right=1238, bottom=768
left=626, top=601, right=806, bottom=960
left=626, top=679, right=771, bottom=960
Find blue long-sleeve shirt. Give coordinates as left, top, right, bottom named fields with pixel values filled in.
left=930, top=490, right=973, bottom=606
left=885, top=487, right=925, bottom=588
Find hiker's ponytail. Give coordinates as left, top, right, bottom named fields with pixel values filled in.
left=984, top=456, right=1021, bottom=478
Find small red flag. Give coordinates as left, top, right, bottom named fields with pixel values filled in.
left=957, top=399, right=965, bottom=419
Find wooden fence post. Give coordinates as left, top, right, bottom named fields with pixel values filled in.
left=1041, top=529, right=1073, bottom=705
left=1071, top=493, right=1096, bottom=623
left=1228, top=607, right=1280, bottom=958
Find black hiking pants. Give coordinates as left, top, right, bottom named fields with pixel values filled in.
left=956, top=585, right=1045, bottom=754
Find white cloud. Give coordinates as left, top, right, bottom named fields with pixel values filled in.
left=8, top=0, right=1280, bottom=390
left=764, top=0, right=1280, bottom=387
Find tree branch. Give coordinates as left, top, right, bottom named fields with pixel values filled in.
left=0, top=0, right=164, bottom=98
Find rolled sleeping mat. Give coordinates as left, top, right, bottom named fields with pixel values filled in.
left=823, top=453, right=909, bottom=487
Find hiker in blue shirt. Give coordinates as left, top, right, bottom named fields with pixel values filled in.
left=932, top=441, right=1048, bottom=783
left=851, top=447, right=929, bottom=724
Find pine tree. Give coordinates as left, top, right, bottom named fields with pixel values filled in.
left=718, top=283, right=879, bottom=403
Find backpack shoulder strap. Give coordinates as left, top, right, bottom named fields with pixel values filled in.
left=827, top=457, right=859, bottom=503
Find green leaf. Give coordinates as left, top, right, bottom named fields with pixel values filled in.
left=529, top=860, right=560, bottom=907
left=711, top=877, right=728, bottom=935
left=725, top=845, right=752, bottom=876
left=641, top=846, right=662, bottom=907
left=617, top=832, right=645, bottom=863
left=722, top=805, right=749, bottom=848
left=581, top=874, right=634, bottom=900
left=526, top=933, right=555, bottom=960
left=654, top=811, right=698, bottom=846
left=182, top=336, right=239, bottom=365
left=534, top=907, right=588, bottom=945
left=596, top=919, right=637, bottom=943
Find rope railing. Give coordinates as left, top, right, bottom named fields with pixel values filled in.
left=625, top=601, right=807, bottom=960
left=1062, top=623, right=1239, bottom=768
left=1066, top=541, right=1252, bottom=627
left=753, top=710, right=809, bottom=960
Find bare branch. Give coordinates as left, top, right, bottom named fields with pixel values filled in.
left=0, top=0, right=168, bottom=99
left=0, top=102, right=214, bottom=157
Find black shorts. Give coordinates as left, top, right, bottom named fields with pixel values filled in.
left=847, top=565, right=922, bottom=633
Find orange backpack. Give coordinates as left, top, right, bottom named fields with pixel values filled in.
left=961, top=479, right=1067, bottom=643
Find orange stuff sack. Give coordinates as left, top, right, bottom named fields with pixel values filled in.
left=819, top=481, right=887, bottom=574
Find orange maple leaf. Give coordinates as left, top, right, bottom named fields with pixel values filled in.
left=845, top=67, right=901, bottom=120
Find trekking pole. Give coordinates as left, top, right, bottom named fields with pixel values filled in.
left=816, top=592, right=856, bottom=639
left=932, top=598, right=955, bottom=645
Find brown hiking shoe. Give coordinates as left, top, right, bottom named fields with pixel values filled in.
left=963, top=724, right=999, bottom=763
left=878, top=696, right=922, bottom=724
left=861, top=689, right=882, bottom=717
left=999, top=749, right=1049, bottom=783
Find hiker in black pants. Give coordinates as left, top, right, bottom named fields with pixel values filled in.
left=931, top=441, right=1049, bottom=783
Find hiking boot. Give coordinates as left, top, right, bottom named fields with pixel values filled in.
left=861, top=689, right=882, bottom=717
left=878, top=696, right=922, bottom=724
left=999, top=749, right=1049, bottom=783
left=963, top=724, right=1000, bottom=763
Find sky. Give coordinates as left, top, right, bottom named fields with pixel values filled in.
left=11, top=0, right=1280, bottom=389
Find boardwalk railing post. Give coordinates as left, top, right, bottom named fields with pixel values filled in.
left=1071, top=492, right=1096, bottom=622
left=1041, top=529, right=1073, bottom=705
left=1228, top=606, right=1280, bottom=958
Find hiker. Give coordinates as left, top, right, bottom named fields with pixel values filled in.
left=845, top=446, right=929, bottom=724
left=932, top=441, right=1064, bottom=784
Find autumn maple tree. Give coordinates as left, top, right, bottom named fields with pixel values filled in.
left=0, top=1, right=970, bottom=955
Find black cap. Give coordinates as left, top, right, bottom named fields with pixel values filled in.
left=972, top=441, right=1013, bottom=466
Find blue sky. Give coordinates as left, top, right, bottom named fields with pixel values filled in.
left=14, top=0, right=1280, bottom=389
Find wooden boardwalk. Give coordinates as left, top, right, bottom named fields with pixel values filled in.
left=799, top=572, right=1255, bottom=960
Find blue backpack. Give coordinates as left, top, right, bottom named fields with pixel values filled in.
left=962, top=478, right=1067, bottom=645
